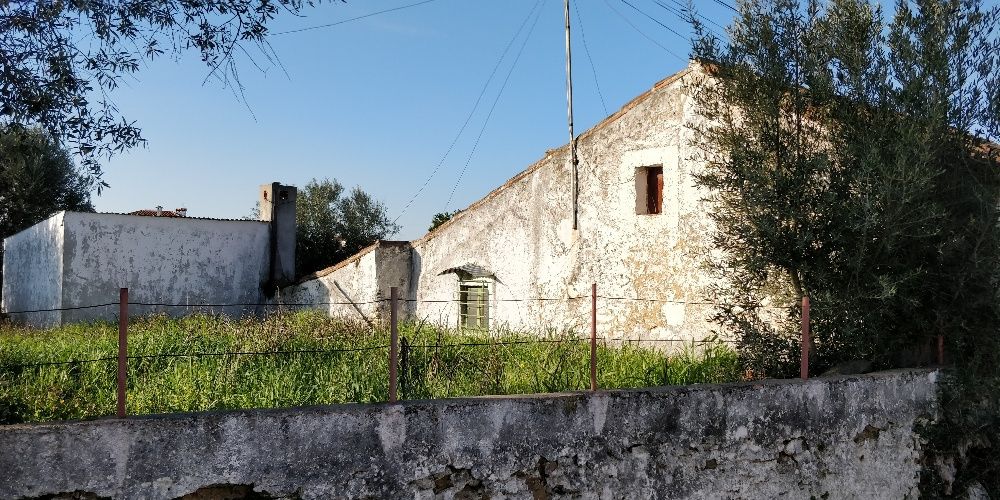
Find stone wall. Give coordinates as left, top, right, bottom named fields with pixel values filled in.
left=0, top=370, right=939, bottom=499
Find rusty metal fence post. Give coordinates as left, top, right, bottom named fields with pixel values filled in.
left=800, top=295, right=810, bottom=380
left=389, top=286, right=399, bottom=403
left=590, top=283, right=597, bottom=391
left=117, top=288, right=129, bottom=417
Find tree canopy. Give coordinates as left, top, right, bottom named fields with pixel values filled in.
left=429, top=210, right=460, bottom=232
left=0, top=125, right=95, bottom=238
left=688, top=0, right=999, bottom=493
left=0, top=126, right=96, bottom=296
left=0, top=0, right=327, bottom=185
left=295, top=178, right=400, bottom=277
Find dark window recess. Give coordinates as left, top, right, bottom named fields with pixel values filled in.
left=647, top=166, right=663, bottom=214
left=635, top=165, right=664, bottom=215
left=459, top=281, right=489, bottom=330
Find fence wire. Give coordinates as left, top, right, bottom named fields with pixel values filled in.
left=2, top=293, right=803, bottom=315
left=1, top=288, right=812, bottom=424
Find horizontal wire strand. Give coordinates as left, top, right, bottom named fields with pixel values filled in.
left=3, top=296, right=807, bottom=314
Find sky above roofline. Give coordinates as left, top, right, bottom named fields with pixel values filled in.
left=88, top=0, right=912, bottom=240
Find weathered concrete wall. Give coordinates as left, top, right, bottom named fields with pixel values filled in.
left=286, top=65, right=719, bottom=341
left=1, top=213, right=65, bottom=327
left=58, top=212, right=272, bottom=323
left=406, top=65, right=717, bottom=339
left=259, top=182, right=298, bottom=287
left=282, top=241, right=411, bottom=324
left=2, top=212, right=273, bottom=325
left=0, top=370, right=938, bottom=499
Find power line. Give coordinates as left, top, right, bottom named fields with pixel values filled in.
left=443, top=0, right=546, bottom=211
left=712, top=0, right=738, bottom=13
left=573, top=0, right=608, bottom=116
left=654, top=0, right=688, bottom=20
left=620, top=0, right=687, bottom=41
left=392, top=0, right=546, bottom=224
left=664, top=0, right=728, bottom=34
left=656, top=0, right=728, bottom=42
left=601, top=0, right=686, bottom=62
left=269, top=0, right=441, bottom=36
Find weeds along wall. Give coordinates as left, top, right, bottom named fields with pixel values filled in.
left=2, top=211, right=272, bottom=326
left=282, top=63, right=723, bottom=341
left=0, top=370, right=939, bottom=499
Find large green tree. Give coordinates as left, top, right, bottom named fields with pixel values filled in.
left=428, top=210, right=460, bottom=232
left=1, top=0, right=327, bottom=183
left=689, top=0, right=1000, bottom=493
left=0, top=125, right=95, bottom=237
left=0, top=126, right=96, bottom=295
left=295, top=178, right=400, bottom=277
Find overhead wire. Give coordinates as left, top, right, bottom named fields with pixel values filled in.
left=600, top=0, right=686, bottom=62
left=442, top=0, right=547, bottom=211
left=573, top=0, right=609, bottom=116
left=713, top=0, right=739, bottom=13
left=392, top=0, right=546, bottom=224
left=620, top=0, right=688, bottom=41
left=664, top=0, right=729, bottom=34
left=655, top=0, right=728, bottom=43
left=269, top=0, right=441, bottom=36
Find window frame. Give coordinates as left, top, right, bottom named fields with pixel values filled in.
left=458, top=278, right=490, bottom=330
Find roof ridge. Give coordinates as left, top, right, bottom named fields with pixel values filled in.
left=289, top=64, right=698, bottom=284
left=412, top=64, right=696, bottom=246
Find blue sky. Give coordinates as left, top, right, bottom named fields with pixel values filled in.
left=92, top=1, right=785, bottom=238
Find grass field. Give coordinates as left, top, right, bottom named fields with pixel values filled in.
left=0, top=311, right=742, bottom=424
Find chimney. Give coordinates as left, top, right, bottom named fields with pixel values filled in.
left=175, top=208, right=187, bottom=217
left=155, top=205, right=163, bottom=217
left=259, top=182, right=297, bottom=289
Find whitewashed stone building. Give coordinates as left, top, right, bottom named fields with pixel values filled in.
left=2, top=183, right=297, bottom=326
left=283, top=63, right=721, bottom=341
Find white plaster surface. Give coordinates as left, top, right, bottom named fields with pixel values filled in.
left=3, top=212, right=271, bottom=325
left=281, top=241, right=412, bottom=325
left=284, top=64, right=721, bottom=342
left=2, top=212, right=65, bottom=326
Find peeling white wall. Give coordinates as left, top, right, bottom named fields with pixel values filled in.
left=2, top=212, right=272, bottom=326
left=281, top=242, right=412, bottom=325
left=282, top=245, right=382, bottom=324
left=405, top=66, right=719, bottom=341
left=281, top=65, right=721, bottom=341
left=59, top=213, right=271, bottom=323
left=2, top=213, right=65, bottom=326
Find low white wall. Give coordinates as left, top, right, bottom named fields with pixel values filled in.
left=1, top=213, right=65, bottom=326
left=56, top=212, right=271, bottom=323
left=282, top=244, right=383, bottom=325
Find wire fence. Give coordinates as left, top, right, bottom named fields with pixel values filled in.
left=2, top=285, right=910, bottom=424
left=0, top=292, right=801, bottom=315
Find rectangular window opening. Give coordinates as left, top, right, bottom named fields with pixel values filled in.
left=459, top=281, right=490, bottom=330
left=635, top=165, right=664, bottom=215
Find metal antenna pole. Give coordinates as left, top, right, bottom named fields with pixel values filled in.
left=565, top=0, right=579, bottom=230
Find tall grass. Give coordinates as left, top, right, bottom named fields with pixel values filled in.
left=0, top=311, right=741, bottom=424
